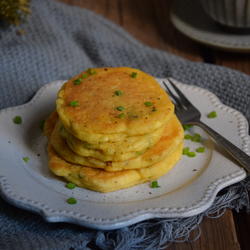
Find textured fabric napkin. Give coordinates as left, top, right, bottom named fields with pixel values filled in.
left=0, top=0, right=249, bottom=249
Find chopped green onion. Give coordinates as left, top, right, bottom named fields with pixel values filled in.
left=87, top=68, right=96, bottom=75
left=196, top=147, right=205, bottom=153
left=182, top=147, right=190, bottom=155
left=187, top=151, right=196, bottom=157
left=117, top=113, right=125, bottom=119
left=69, top=101, right=79, bottom=107
left=136, top=151, right=143, bottom=156
left=39, top=120, right=45, bottom=131
left=114, top=90, right=123, bottom=96
left=184, top=134, right=192, bottom=140
left=65, top=182, right=76, bottom=189
left=22, top=157, right=29, bottom=163
left=151, top=180, right=160, bottom=188
left=116, top=106, right=125, bottom=111
left=183, top=124, right=193, bottom=130
left=144, top=101, right=153, bottom=107
left=207, top=111, right=217, bottom=118
left=67, top=197, right=77, bottom=205
left=82, top=73, right=88, bottom=79
left=191, top=133, right=201, bottom=142
left=73, top=78, right=82, bottom=85
left=130, top=72, right=137, bottom=78
left=13, top=116, right=22, bottom=124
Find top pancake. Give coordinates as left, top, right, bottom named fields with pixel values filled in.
left=56, top=67, right=174, bottom=143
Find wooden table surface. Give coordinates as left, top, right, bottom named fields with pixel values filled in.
left=59, top=1, right=250, bottom=249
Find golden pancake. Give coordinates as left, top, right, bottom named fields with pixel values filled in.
left=46, top=114, right=143, bottom=162
left=50, top=115, right=184, bottom=171
left=66, top=134, right=145, bottom=161
left=48, top=142, right=183, bottom=193
left=61, top=122, right=166, bottom=156
left=56, top=67, right=174, bottom=144
left=50, top=121, right=105, bottom=169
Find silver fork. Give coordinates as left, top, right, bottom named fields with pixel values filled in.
left=163, top=79, right=250, bottom=174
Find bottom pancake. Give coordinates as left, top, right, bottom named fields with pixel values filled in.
left=48, top=143, right=183, bottom=193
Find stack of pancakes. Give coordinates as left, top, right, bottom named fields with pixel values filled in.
left=45, top=67, right=184, bottom=192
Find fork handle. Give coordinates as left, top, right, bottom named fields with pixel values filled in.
left=194, top=121, right=250, bottom=174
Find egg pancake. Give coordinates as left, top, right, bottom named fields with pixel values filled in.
left=56, top=67, right=174, bottom=144
left=61, top=122, right=166, bottom=156
left=50, top=121, right=105, bottom=169
left=50, top=115, right=184, bottom=171
left=66, top=133, right=146, bottom=161
left=48, top=142, right=183, bottom=193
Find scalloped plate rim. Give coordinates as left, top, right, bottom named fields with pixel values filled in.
left=0, top=78, right=248, bottom=230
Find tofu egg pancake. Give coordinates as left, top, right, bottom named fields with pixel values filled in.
left=60, top=120, right=169, bottom=161
left=60, top=123, right=166, bottom=156
left=45, top=67, right=184, bottom=193
left=49, top=115, right=184, bottom=171
left=56, top=67, right=174, bottom=144
left=48, top=142, right=183, bottom=193
left=65, top=132, right=148, bottom=161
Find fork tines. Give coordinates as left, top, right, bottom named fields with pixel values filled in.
left=163, top=79, right=192, bottom=108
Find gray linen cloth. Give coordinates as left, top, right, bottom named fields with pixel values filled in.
left=0, top=0, right=249, bottom=249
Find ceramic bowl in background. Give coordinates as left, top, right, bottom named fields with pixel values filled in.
left=200, top=0, right=250, bottom=29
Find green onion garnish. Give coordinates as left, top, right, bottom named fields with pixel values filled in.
left=183, top=124, right=193, bottom=130
left=13, top=116, right=22, bottom=124
left=114, top=90, right=123, bottom=96
left=151, top=180, right=160, bottom=188
left=117, top=113, right=125, bottom=119
left=73, top=79, right=82, bottom=85
left=87, top=68, right=96, bottom=75
left=136, top=151, right=143, bottom=156
left=130, top=72, right=137, bottom=78
left=67, top=197, right=77, bottom=205
left=183, top=147, right=196, bottom=157
left=144, top=101, right=153, bottom=107
left=65, top=182, right=76, bottom=189
left=187, top=151, right=196, bottom=157
left=22, top=157, right=29, bottom=163
left=196, top=147, right=205, bottom=153
left=82, top=73, right=88, bottom=79
left=191, top=133, right=201, bottom=142
left=182, top=147, right=190, bottom=155
left=69, top=101, right=79, bottom=107
left=184, top=134, right=192, bottom=140
left=207, top=111, right=217, bottom=118
left=116, top=106, right=125, bottom=111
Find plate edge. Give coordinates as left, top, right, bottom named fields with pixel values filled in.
left=0, top=79, right=248, bottom=229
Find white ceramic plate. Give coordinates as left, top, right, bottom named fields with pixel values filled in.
left=0, top=79, right=249, bottom=230
left=171, top=0, right=250, bottom=52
